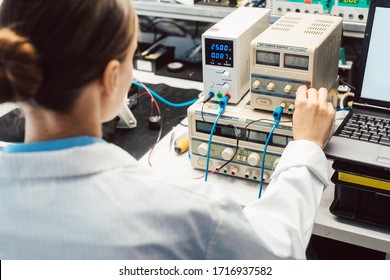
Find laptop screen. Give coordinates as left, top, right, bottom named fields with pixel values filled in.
left=360, top=7, right=390, bottom=102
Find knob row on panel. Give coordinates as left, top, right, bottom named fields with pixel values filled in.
left=197, top=144, right=282, bottom=169
left=252, top=79, right=294, bottom=93
left=199, top=144, right=262, bottom=166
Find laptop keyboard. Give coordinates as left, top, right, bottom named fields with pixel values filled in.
left=337, top=113, right=390, bottom=146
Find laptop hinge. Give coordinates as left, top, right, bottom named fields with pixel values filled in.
left=353, top=102, right=390, bottom=111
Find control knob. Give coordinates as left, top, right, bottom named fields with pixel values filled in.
left=267, top=81, right=276, bottom=91
left=222, top=147, right=235, bottom=161
left=247, top=153, right=261, bottom=166
left=273, top=157, right=281, bottom=169
left=252, top=80, right=262, bottom=89
left=284, top=84, right=293, bottom=93
left=197, top=143, right=208, bottom=156
left=222, top=83, right=231, bottom=94
left=222, top=71, right=231, bottom=78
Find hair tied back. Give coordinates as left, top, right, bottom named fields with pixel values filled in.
left=0, top=27, right=43, bottom=103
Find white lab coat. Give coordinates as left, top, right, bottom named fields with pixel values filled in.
left=0, top=140, right=328, bottom=259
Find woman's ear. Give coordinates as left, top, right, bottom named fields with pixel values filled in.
left=101, top=59, right=121, bottom=97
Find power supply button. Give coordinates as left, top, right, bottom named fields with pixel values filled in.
left=256, top=98, right=271, bottom=106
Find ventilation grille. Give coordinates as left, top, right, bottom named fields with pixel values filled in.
left=304, top=19, right=333, bottom=35
left=244, top=59, right=250, bottom=82
left=324, top=35, right=338, bottom=83
left=271, top=16, right=302, bottom=32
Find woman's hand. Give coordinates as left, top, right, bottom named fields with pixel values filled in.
left=292, top=85, right=336, bottom=149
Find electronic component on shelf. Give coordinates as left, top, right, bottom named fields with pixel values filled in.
left=202, top=7, right=270, bottom=104
left=134, top=44, right=175, bottom=73
left=250, top=12, right=342, bottom=113
left=195, top=0, right=238, bottom=8
left=330, top=0, right=370, bottom=23
left=159, top=0, right=195, bottom=5
left=187, top=93, right=293, bottom=183
left=267, top=0, right=370, bottom=24
left=267, top=0, right=328, bottom=15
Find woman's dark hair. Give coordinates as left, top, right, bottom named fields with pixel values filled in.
left=0, top=0, right=137, bottom=113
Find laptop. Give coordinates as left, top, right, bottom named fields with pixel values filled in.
left=324, top=0, right=390, bottom=171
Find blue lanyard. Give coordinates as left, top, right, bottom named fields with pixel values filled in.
left=3, top=136, right=105, bottom=153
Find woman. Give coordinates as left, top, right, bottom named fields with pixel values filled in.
left=0, top=0, right=335, bottom=259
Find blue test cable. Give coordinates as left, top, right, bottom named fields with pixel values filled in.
left=258, top=105, right=283, bottom=199
left=336, top=106, right=352, bottom=111
left=204, top=95, right=229, bottom=182
left=132, top=81, right=198, bottom=107
left=204, top=109, right=223, bottom=182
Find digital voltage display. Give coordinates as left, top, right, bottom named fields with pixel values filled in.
left=340, top=0, right=359, bottom=5
left=204, top=38, right=233, bottom=67
left=284, top=54, right=309, bottom=70
left=256, top=50, right=280, bottom=66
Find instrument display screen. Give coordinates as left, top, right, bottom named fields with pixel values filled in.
left=256, top=51, right=280, bottom=66
left=204, top=38, right=233, bottom=67
left=284, top=54, right=309, bottom=70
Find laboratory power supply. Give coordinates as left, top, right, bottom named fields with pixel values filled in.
left=250, top=12, right=342, bottom=113
left=187, top=93, right=293, bottom=183
left=202, top=7, right=270, bottom=104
